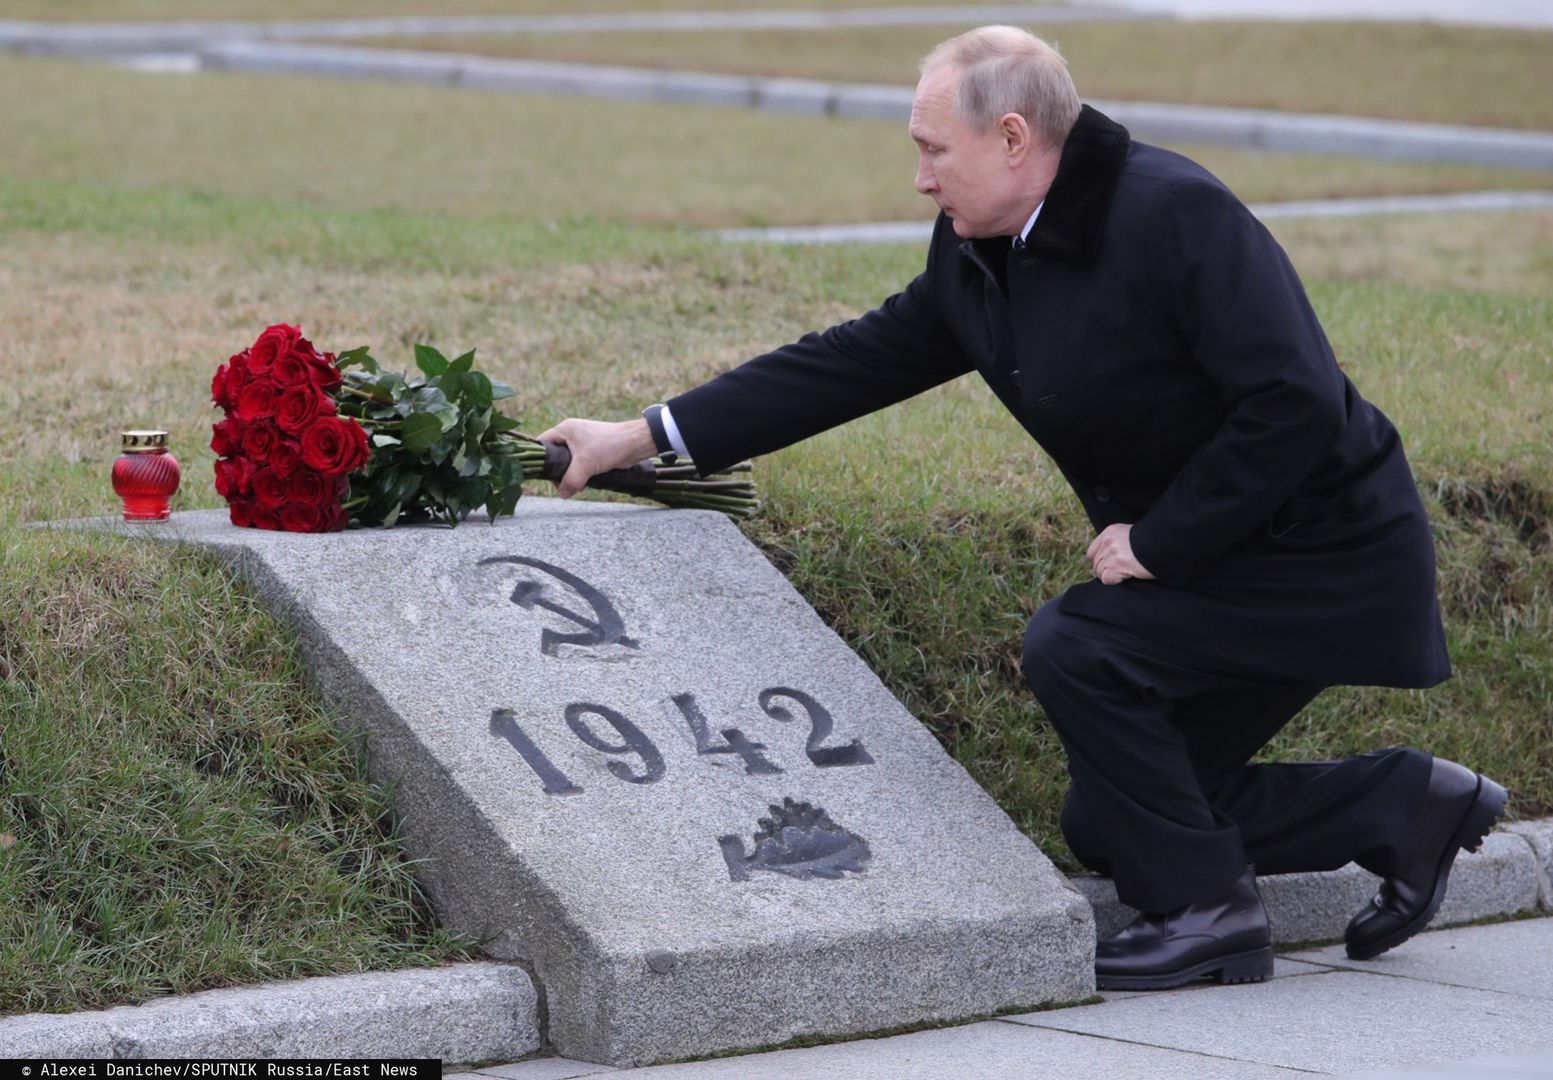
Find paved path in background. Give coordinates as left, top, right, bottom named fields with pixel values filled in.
left=5, top=0, right=1552, bottom=46
left=443, top=918, right=1553, bottom=1079
left=0, top=5, right=1138, bottom=55
left=1068, top=0, right=1553, bottom=30
left=716, top=190, right=1553, bottom=245
left=165, top=42, right=1553, bottom=172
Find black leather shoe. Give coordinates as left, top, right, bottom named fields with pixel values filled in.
left=1095, top=865, right=1273, bottom=990
left=1345, top=757, right=1508, bottom=961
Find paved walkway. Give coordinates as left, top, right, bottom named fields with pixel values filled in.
left=447, top=917, right=1553, bottom=1079
left=1071, top=0, right=1553, bottom=30
left=716, top=191, right=1553, bottom=245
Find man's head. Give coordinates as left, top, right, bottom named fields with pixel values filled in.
left=910, top=26, right=1081, bottom=239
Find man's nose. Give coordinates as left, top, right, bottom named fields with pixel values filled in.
left=915, top=157, right=936, bottom=195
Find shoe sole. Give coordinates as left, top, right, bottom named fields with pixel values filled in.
left=1345, top=773, right=1509, bottom=962
left=1096, top=945, right=1274, bottom=991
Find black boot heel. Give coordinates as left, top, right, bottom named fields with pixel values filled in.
left=1216, top=946, right=1274, bottom=985
left=1458, top=777, right=1509, bottom=853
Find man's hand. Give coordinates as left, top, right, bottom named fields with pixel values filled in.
left=1087, top=523, right=1155, bottom=585
left=535, top=418, right=658, bottom=498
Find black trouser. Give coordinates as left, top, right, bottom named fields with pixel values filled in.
left=1021, top=597, right=1433, bottom=914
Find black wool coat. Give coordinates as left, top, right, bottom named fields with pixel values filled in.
left=669, top=105, right=1451, bottom=689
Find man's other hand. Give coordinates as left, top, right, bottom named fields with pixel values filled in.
left=1087, top=523, right=1156, bottom=585
left=535, top=418, right=658, bottom=498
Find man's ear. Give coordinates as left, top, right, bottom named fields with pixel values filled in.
left=1001, top=112, right=1032, bottom=166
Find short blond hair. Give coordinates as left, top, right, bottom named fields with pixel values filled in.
left=921, top=26, right=1081, bottom=148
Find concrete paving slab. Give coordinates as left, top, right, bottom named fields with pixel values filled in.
left=657, top=70, right=757, bottom=109
left=1099, top=955, right=1335, bottom=1001
left=754, top=78, right=836, bottom=117
left=472, top=1060, right=619, bottom=1079
left=595, top=1018, right=1312, bottom=1079
left=1012, top=969, right=1553, bottom=1076
left=1346, top=1045, right=1553, bottom=1079
left=92, top=504, right=1092, bottom=1066
left=1286, top=917, right=1553, bottom=1000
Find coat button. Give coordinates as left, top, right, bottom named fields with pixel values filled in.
left=1094, top=486, right=1111, bottom=503
left=1010, top=368, right=1020, bottom=384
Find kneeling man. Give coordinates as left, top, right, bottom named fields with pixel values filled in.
left=541, top=26, right=1508, bottom=989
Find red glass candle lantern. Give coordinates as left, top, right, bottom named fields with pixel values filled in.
left=112, top=430, right=181, bottom=522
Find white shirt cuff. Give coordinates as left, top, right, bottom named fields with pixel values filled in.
left=659, top=404, right=691, bottom=459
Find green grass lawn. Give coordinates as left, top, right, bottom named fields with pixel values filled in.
left=348, top=20, right=1553, bottom=131
left=1, top=46, right=1550, bottom=1017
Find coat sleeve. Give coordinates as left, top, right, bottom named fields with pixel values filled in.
left=665, top=224, right=974, bottom=474
left=1127, top=180, right=1347, bottom=586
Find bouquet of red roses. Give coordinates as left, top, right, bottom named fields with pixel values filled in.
left=211, top=325, right=366, bottom=532
left=211, top=324, right=756, bottom=532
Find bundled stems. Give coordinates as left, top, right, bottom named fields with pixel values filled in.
left=504, top=434, right=758, bottom=518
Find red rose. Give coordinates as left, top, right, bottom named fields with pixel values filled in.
left=235, top=378, right=280, bottom=422
left=249, top=324, right=302, bottom=377
left=214, top=457, right=245, bottom=500
left=275, top=384, right=335, bottom=435
left=229, top=498, right=255, bottom=528
left=300, top=416, right=370, bottom=477
left=285, top=466, right=333, bottom=507
left=251, top=504, right=281, bottom=530
left=309, top=352, right=343, bottom=391
left=212, top=363, right=232, bottom=410
left=214, top=457, right=256, bottom=502
left=279, top=502, right=325, bottom=533
left=252, top=466, right=287, bottom=509
left=271, top=352, right=313, bottom=388
left=242, top=419, right=281, bottom=463
left=210, top=417, right=244, bottom=457
left=269, top=438, right=303, bottom=479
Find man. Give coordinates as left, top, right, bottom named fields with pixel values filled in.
left=539, top=26, right=1508, bottom=990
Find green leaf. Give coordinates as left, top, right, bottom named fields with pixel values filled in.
left=414, top=344, right=450, bottom=377
left=489, top=412, right=521, bottom=433
left=465, top=371, right=494, bottom=410
left=458, top=452, right=488, bottom=478
left=409, top=386, right=457, bottom=425
left=438, top=370, right=468, bottom=405
left=448, top=348, right=476, bottom=375
left=336, top=346, right=379, bottom=373
left=490, top=379, right=516, bottom=401
left=464, top=408, right=490, bottom=443
left=382, top=502, right=402, bottom=529
left=399, top=413, right=445, bottom=453
left=370, top=433, right=401, bottom=448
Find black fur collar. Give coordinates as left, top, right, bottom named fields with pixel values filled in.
left=1020, top=104, right=1130, bottom=263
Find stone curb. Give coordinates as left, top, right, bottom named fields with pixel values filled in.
left=5, top=29, right=1552, bottom=170
left=185, top=44, right=1553, bottom=172
left=714, top=191, right=1553, bottom=246
left=5, top=823, right=1545, bottom=1060
left=1070, top=820, right=1552, bottom=945
left=0, top=961, right=540, bottom=1061
left=0, top=6, right=1137, bottom=55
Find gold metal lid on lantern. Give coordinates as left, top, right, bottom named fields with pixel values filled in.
left=121, top=430, right=169, bottom=453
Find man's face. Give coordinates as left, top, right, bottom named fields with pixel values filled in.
left=910, top=64, right=1018, bottom=239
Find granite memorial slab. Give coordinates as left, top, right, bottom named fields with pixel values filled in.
left=90, top=499, right=1093, bottom=1065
